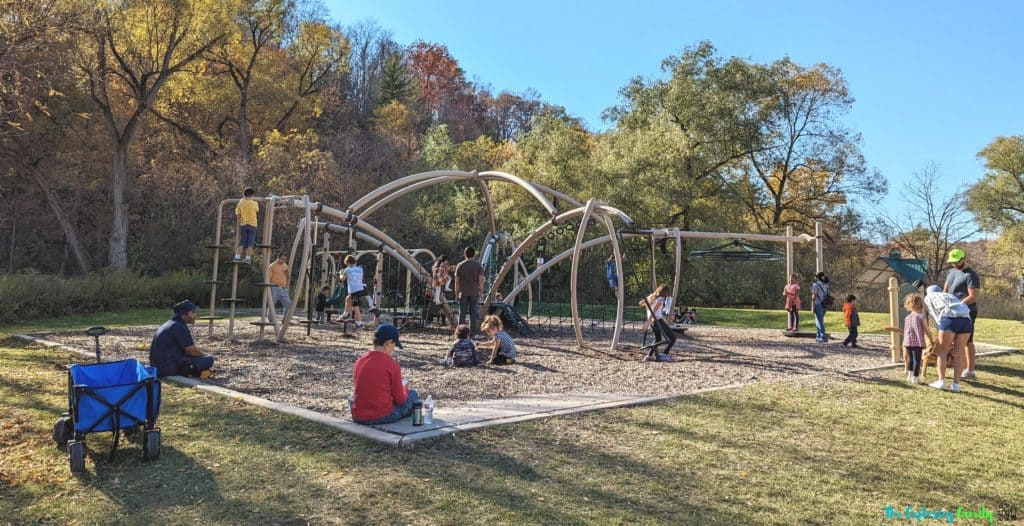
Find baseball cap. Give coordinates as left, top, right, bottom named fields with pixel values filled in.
left=947, top=248, right=966, bottom=263
left=374, top=323, right=403, bottom=348
left=926, top=285, right=942, bottom=295
left=173, top=299, right=199, bottom=316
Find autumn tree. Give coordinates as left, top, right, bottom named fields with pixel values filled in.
left=77, top=0, right=229, bottom=267
left=207, top=0, right=295, bottom=164
left=967, top=135, right=1024, bottom=271
left=733, top=60, right=885, bottom=231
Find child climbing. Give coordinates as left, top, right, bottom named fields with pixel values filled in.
left=234, top=187, right=258, bottom=263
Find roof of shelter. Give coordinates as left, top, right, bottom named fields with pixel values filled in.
left=855, top=251, right=928, bottom=285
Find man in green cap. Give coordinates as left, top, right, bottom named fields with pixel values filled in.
left=943, top=248, right=980, bottom=379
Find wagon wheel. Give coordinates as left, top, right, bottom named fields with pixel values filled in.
left=69, top=441, right=86, bottom=472
left=143, top=430, right=161, bottom=461
left=52, top=416, right=72, bottom=451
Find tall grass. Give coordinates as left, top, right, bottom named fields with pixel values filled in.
left=0, top=269, right=212, bottom=325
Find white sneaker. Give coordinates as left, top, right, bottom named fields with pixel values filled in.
left=355, top=322, right=365, bottom=329
left=233, top=255, right=242, bottom=262
left=244, top=256, right=252, bottom=264
left=928, top=379, right=945, bottom=390
left=961, top=370, right=976, bottom=380
left=906, top=371, right=913, bottom=382
left=912, top=376, right=921, bottom=385
left=950, top=383, right=961, bottom=393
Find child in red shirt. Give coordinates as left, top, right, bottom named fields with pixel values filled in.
left=351, top=324, right=419, bottom=425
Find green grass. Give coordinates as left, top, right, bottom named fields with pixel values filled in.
left=2, top=338, right=1023, bottom=524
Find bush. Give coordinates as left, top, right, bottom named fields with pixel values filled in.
left=0, top=269, right=211, bottom=325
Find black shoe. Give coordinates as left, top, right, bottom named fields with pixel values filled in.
left=851, top=343, right=859, bottom=348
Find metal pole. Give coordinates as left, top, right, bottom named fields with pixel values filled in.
left=570, top=199, right=598, bottom=349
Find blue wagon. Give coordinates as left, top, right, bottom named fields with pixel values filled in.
left=52, top=347, right=162, bottom=472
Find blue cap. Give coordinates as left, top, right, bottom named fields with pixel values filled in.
left=173, top=299, right=199, bottom=316
left=373, top=323, right=403, bottom=349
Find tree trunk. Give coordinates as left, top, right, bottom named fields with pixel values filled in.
left=108, top=141, right=129, bottom=268
left=30, top=168, right=93, bottom=273
left=238, top=90, right=251, bottom=165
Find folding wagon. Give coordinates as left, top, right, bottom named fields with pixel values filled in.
left=52, top=353, right=162, bottom=472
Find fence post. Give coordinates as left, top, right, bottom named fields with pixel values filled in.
left=888, top=276, right=900, bottom=363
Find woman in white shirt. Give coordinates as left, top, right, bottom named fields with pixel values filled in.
left=924, top=285, right=972, bottom=392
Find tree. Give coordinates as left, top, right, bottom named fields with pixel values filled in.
left=879, top=164, right=979, bottom=283
left=273, top=19, right=349, bottom=131
left=967, top=135, right=1024, bottom=270
left=601, top=42, right=765, bottom=231
left=378, top=51, right=413, bottom=106
left=733, top=60, right=885, bottom=232
left=207, top=0, right=295, bottom=164
left=78, top=0, right=228, bottom=267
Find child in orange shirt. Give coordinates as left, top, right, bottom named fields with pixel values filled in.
left=841, top=294, right=860, bottom=348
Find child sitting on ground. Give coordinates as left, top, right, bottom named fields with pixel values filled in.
left=480, top=315, right=517, bottom=365
left=445, top=324, right=479, bottom=367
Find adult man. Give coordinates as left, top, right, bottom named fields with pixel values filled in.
left=944, top=248, right=981, bottom=379
left=267, top=254, right=292, bottom=324
left=149, top=300, right=215, bottom=378
left=350, top=324, right=419, bottom=425
left=454, top=246, right=485, bottom=337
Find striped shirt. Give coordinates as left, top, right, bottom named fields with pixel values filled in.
left=903, top=312, right=928, bottom=347
left=496, top=330, right=517, bottom=359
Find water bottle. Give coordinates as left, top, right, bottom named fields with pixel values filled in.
left=423, top=395, right=435, bottom=425
left=411, top=401, right=424, bottom=426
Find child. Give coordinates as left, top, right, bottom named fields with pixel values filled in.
left=641, top=284, right=675, bottom=361
left=686, top=308, right=698, bottom=325
left=783, top=275, right=801, bottom=331
left=902, top=293, right=931, bottom=384
left=605, top=254, right=618, bottom=290
left=234, top=187, right=259, bottom=263
left=315, top=286, right=329, bottom=325
left=842, top=294, right=860, bottom=348
left=340, top=255, right=376, bottom=328
left=445, top=324, right=479, bottom=367
left=480, top=315, right=517, bottom=365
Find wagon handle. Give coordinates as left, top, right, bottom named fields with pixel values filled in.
left=85, top=326, right=107, bottom=363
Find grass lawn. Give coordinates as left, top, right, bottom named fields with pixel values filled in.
left=2, top=310, right=1022, bottom=525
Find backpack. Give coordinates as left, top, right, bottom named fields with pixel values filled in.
left=822, top=293, right=836, bottom=309
left=450, top=340, right=479, bottom=367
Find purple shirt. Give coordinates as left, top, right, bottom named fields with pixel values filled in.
left=903, top=311, right=927, bottom=348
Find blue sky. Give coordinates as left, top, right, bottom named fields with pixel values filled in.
left=324, top=0, right=1023, bottom=221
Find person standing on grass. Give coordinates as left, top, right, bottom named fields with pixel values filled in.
left=149, top=300, right=215, bottom=378
left=943, top=248, right=981, bottom=380
left=841, top=294, right=860, bottom=348
left=811, top=272, right=831, bottom=343
left=234, top=187, right=258, bottom=263
left=923, top=285, right=971, bottom=393
left=267, top=254, right=292, bottom=325
left=783, top=275, right=801, bottom=332
left=901, top=293, right=932, bottom=384
left=454, top=247, right=484, bottom=337
left=351, top=324, right=419, bottom=425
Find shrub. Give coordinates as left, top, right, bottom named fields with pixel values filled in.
left=0, top=269, right=212, bottom=325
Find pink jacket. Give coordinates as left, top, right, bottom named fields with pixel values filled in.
left=784, top=283, right=801, bottom=310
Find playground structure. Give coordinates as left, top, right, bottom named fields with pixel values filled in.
left=205, top=170, right=824, bottom=352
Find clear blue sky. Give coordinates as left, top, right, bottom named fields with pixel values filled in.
left=324, top=0, right=1023, bottom=220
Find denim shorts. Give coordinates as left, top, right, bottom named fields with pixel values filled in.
left=938, top=316, right=973, bottom=334
left=239, top=225, right=257, bottom=248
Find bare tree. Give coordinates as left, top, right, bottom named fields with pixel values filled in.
left=878, top=163, right=979, bottom=282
